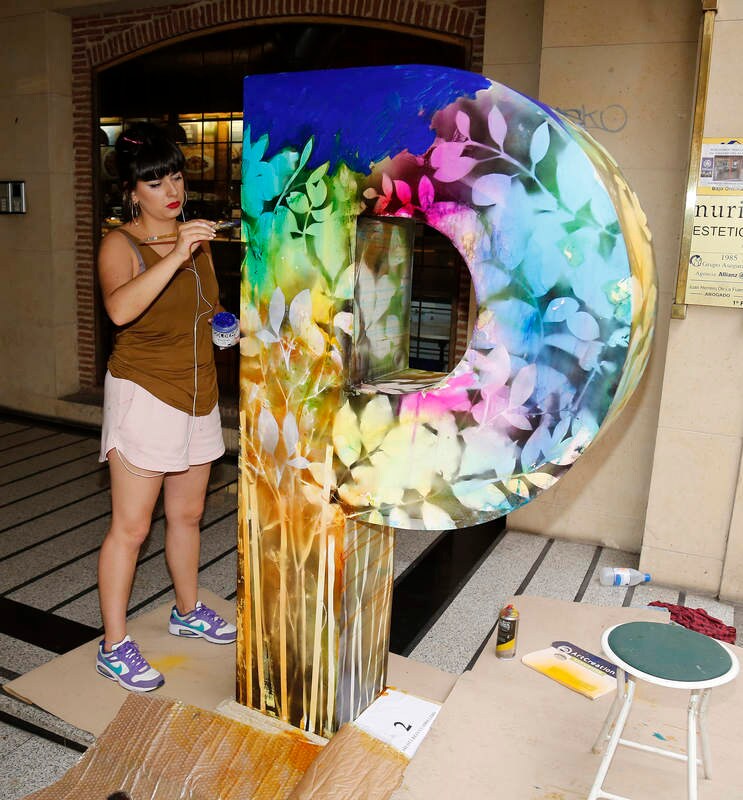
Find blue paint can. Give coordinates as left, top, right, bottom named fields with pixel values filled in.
left=212, top=311, right=239, bottom=349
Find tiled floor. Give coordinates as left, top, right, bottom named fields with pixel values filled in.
left=0, top=413, right=740, bottom=799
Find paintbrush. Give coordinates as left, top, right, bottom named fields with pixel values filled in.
left=142, top=220, right=239, bottom=243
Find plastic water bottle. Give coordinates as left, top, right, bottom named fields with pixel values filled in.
left=211, top=311, right=240, bottom=349
left=599, top=567, right=651, bottom=587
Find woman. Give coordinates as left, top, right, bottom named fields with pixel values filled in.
left=95, top=122, right=236, bottom=692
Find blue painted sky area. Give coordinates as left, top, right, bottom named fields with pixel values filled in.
left=243, top=65, right=490, bottom=173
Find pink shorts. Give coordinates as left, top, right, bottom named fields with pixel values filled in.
left=99, top=372, right=225, bottom=473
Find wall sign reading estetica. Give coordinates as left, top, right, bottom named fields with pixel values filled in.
left=685, top=139, right=743, bottom=308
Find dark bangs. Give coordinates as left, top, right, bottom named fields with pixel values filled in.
left=129, top=138, right=185, bottom=183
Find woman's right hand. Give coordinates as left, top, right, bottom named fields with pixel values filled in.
left=99, top=221, right=217, bottom=326
left=172, top=219, right=216, bottom=261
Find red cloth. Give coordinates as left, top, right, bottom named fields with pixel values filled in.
left=648, top=601, right=737, bottom=644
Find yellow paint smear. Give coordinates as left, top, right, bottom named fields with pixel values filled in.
left=541, top=665, right=596, bottom=695
left=148, top=654, right=188, bottom=672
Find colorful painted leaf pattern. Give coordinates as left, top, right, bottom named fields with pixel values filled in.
left=237, top=72, right=656, bottom=734
left=241, top=79, right=656, bottom=532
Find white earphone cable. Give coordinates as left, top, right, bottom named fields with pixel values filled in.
left=117, top=214, right=213, bottom=478
left=182, top=246, right=214, bottom=456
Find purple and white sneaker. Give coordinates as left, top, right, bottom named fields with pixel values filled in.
left=96, top=635, right=164, bottom=692
left=168, top=601, right=237, bottom=644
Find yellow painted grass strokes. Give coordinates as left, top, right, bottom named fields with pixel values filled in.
left=369, top=526, right=395, bottom=694
left=369, top=528, right=391, bottom=697
left=309, top=445, right=334, bottom=733
left=236, top=414, right=246, bottom=703
left=364, top=523, right=377, bottom=707
left=340, top=564, right=352, bottom=721
left=236, top=416, right=252, bottom=704
left=279, top=495, right=289, bottom=722
left=308, top=513, right=327, bottom=734
left=353, top=521, right=372, bottom=716
left=298, top=498, right=309, bottom=730
left=367, top=526, right=395, bottom=707
left=326, top=525, right=336, bottom=732
left=345, top=525, right=361, bottom=718
left=355, top=525, right=366, bottom=715
left=287, top=472, right=323, bottom=732
left=249, top=481, right=266, bottom=712
left=359, top=526, right=377, bottom=713
left=338, top=521, right=361, bottom=721
left=340, top=522, right=395, bottom=720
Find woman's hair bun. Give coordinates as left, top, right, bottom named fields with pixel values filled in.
left=114, top=122, right=185, bottom=189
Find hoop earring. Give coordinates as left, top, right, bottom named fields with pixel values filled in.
left=129, top=198, right=141, bottom=225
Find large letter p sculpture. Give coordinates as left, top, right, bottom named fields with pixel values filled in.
left=237, top=66, right=656, bottom=737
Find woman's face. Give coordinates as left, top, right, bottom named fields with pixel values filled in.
left=131, top=171, right=185, bottom=221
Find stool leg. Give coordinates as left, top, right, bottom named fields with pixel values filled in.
left=588, top=669, right=635, bottom=800
left=591, top=680, right=625, bottom=755
left=687, top=690, right=702, bottom=800
left=697, top=689, right=712, bottom=780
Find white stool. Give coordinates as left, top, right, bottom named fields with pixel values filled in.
left=588, top=621, right=739, bottom=800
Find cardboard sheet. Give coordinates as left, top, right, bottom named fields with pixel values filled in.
left=288, top=723, right=408, bottom=800
left=24, top=694, right=325, bottom=800
left=4, top=590, right=236, bottom=737
left=23, top=695, right=414, bottom=800
left=392, top=596, right=743, bottom=800
left=4, top=590, right=457, bottom=738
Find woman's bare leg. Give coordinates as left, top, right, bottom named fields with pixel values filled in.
left=98, top=449, right=164, bottom=649
left=163, top=462, right=212, bottom=615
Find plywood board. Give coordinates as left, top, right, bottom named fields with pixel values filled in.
left=393, top=596, right=743, bottom=800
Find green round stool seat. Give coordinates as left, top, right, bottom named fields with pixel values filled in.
left=590, top=620, right=739, bottom=800
left=607, top=621, right=733, bottom=683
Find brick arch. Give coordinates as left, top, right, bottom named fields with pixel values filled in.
left=73, top=0, right=484, bottom=390
left=89, top=1, right=480, bottom=68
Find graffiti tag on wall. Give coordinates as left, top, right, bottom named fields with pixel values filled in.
left=557, top=104, right=628, bottom=133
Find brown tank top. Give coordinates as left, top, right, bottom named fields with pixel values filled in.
left=107, top=228, right=219, bottom=416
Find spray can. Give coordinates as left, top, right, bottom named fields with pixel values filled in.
left=211, top=311, right=240, bottom=349
left=495, top=603, right=519, bottom=659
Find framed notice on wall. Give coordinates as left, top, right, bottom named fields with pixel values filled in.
left=684, top=138, right=743, bottom=308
